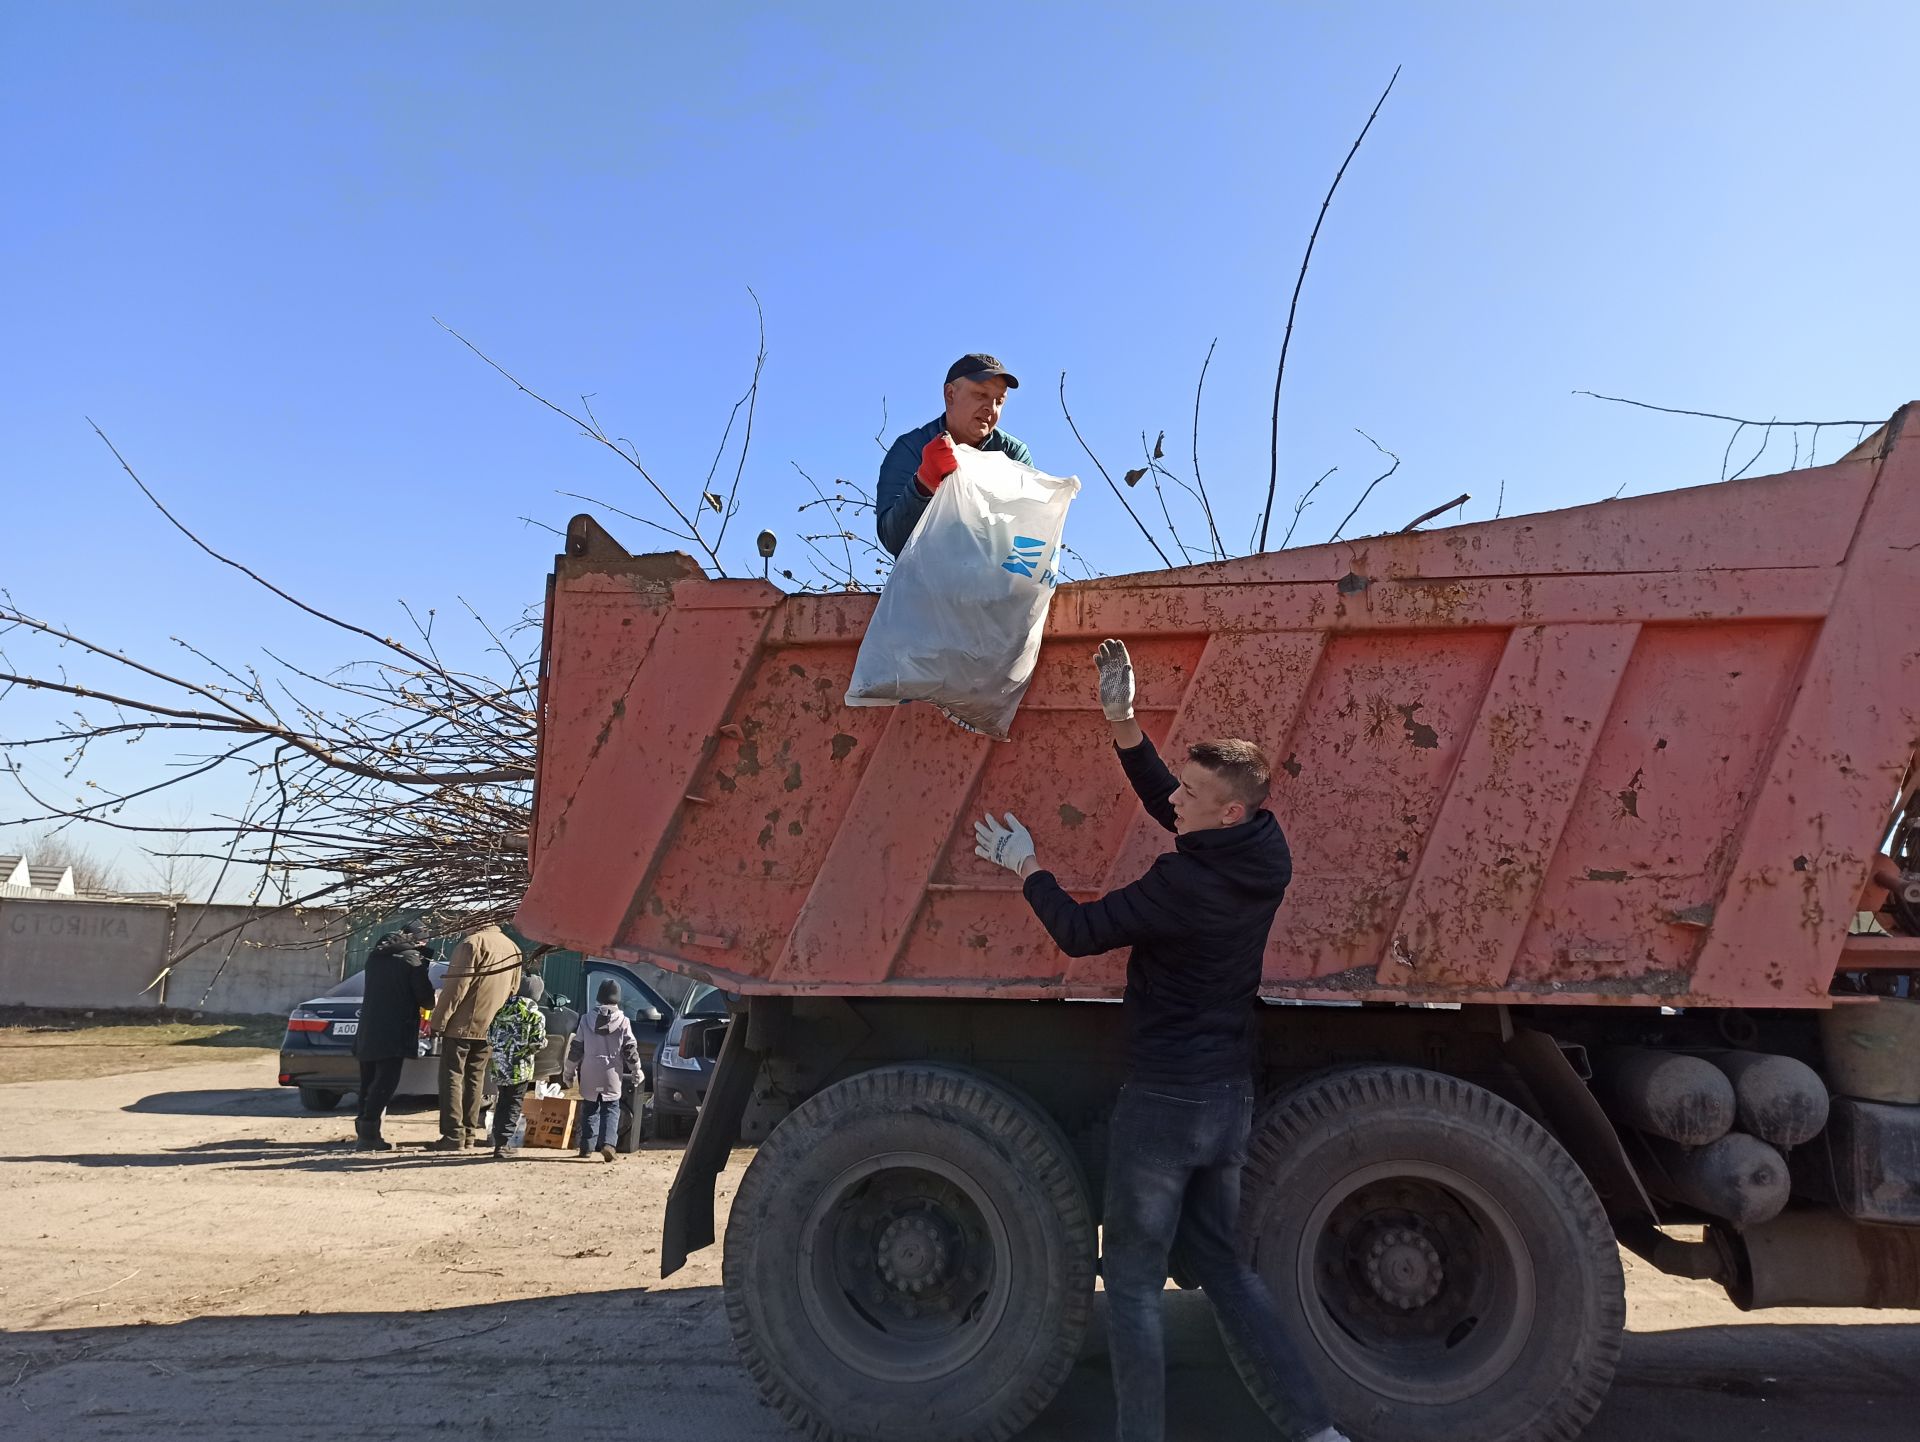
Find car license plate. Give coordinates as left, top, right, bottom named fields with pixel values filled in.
left=333, top=1021, right=359, bottom=1036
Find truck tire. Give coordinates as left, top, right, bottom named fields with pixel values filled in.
left=1232, top=1066, right=1623, bottom=1442
left=297, top=1086, right=342, bottom=1112
left=723, top=1064, right=1095, bottom=1442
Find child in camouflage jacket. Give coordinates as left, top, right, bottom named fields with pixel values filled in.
left=486, top=974, right=549, bottom=1158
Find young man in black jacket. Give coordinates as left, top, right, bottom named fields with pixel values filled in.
left=974, top=639, right=1345, bottom=1442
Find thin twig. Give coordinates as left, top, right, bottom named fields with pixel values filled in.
left=711, top=287, right=766, bottom=556
left=1720, top=422, right=1746, bottom=483
left=1058, top=373, right=1173, bottom=569
left=1189, top=338, right=1224, bottom=558
left=1329, top=430, right=1401, bottom=542
left=87, top=427, right=476, bottom=697
left=791, top=462, right=861, bottom=590
left=1572, top=391, right=1877, bottom=428
left=1140, top=431, right=1196, bottom=563
left=1727, top=419, right=1776, bottom=482
left=1257, top=67, right=1401, bottom=551
left=49, top=1269, right=141, bottom=1309
left=435, top=319, right=726, bottom=575
left=1279, top=466, right=1337, bottom=550
left=553, top=491, right=696, bottom=547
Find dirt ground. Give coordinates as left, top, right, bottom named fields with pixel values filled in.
left=0, top=1034, right=1914, bottom=1441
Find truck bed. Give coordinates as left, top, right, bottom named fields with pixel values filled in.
left=517, top=405, right=1920, bottom=1009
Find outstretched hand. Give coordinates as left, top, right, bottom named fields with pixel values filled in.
left=1094, top=638, right=1135, bottom=722
left=974, top=812, right=1037, bottom=878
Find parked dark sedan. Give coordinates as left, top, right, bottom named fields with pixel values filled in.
left=278, top=964, right=445, bottom=1111
left=276, top=960, right=673, bottom=1112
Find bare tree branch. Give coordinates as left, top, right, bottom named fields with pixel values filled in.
left=1400, top=493, right=1471, bottom=532
left=1189, top=338, right=1224, bottom=559
left=1329, top=430, right=1402, bottom=542
left=1727, top=418, right=1776, bottom=482
left=1057, top=372, right=1174, bottom=570
left=1279, top=465, right=1337, bottom=550
left=436, top=318, right=728, bottom=575
left=1571, top=391, right=1877, bottom=428
left=1139, top=431, right=1197, bottom=564
left=790, top=461, right=866, bottom=591
left=711, top=287, right=766, bottom=556
left=1256, top=66, right=1401, bottom=551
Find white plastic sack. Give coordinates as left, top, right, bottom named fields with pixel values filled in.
left=846, top=445, right=1079, bottom=739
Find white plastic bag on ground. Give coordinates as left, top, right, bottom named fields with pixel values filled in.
left=846, top=445, right=1079, bottom=739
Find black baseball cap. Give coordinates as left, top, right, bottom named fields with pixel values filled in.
left=945, top=353, right=1019, bottom=389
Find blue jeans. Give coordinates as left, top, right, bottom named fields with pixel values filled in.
left=1103, top=1079, right=1329, bottom=1442
left=578, top=1095, right=619, bottom=1153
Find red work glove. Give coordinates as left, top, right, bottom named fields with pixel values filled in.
left=915, top=432, right=958, bottom=495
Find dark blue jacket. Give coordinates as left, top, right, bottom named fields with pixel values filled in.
left=875, top=415, right=1034, bottom=557
left=1021, top=735, right=1292, bottom=1085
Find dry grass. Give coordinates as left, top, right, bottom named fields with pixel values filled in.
left=0, top=1006, right=283, bottom=1084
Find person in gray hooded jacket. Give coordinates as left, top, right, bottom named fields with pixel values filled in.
left=564, top=978, right=641, bottom=1161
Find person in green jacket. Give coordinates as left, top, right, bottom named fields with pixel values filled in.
left=485, top=974, right=549, bottom=1160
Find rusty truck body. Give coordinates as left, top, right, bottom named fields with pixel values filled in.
left=517, top=403, right=1920, bottom=1442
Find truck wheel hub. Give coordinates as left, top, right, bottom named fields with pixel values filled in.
left=1364, top=1226, right=1444, bottom=1309
left=877, top=1215, right=949, bottom=1293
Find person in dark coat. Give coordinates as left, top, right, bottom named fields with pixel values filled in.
left=974, top=639, right=1346, bottom=1442
left=352, top=920, right=436, bottom=1151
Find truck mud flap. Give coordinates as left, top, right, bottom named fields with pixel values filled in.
left=661, top=996, right=785, bottom=1277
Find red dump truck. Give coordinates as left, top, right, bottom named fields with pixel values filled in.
left=517, top=404, right=1920, bottom=1442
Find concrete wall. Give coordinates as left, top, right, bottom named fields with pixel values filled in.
left=0, top=897, right=351, bottom=1015
left=0, top=898, right=174, bottom=1009
left=166, top=905, right=348, bottom=1014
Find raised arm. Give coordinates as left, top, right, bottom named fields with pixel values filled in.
left=1095, top=638, right=1177, bottom=832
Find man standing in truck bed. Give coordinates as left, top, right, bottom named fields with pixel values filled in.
left=874, top=353, right=1033, bottom=556
left=974, top=639, right=1346, bottom=1442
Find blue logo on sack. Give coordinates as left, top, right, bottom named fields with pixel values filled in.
left=1001, top=535, right=1047, bottom=578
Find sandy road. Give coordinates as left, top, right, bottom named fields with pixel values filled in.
left=1, top=1052, right=1914, bottom=1441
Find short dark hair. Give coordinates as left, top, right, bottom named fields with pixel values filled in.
left=1187, top=738, right=1271, bottom=809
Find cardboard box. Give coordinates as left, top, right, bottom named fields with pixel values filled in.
left=521, top=1095, right=578, bottom=1150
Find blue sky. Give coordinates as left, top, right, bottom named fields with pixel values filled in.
left=3, top=2, right=1916, bottom=885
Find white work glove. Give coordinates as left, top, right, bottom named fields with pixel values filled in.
left=974, top=812, right=1036, bottom=876
left=1094, top=638, right=1135, bottom=722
